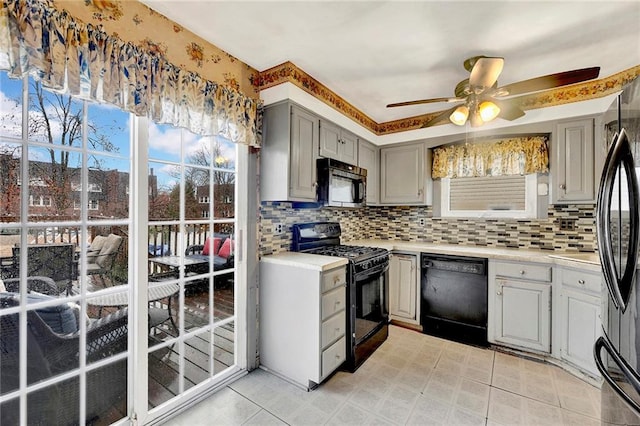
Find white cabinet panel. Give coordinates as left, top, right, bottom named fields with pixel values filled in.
left=389, top=253, right=418, bottom=323
left=553, top=118, right=595, bottom=203
left=560, top=288, right=600, bottom=376
left=261, top=102, right=319, bottom=202
left=493, top=277, right=551, bottom=353
left=380, top=142, right=430, bottom=205
left=259, top=261, right=346, bottom=389
left=358, top=139, right=379, bottom=205
left=319, top=119, right=358, bottom=165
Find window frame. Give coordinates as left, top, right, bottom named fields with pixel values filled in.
left=437, top=173, right=542, bottom=219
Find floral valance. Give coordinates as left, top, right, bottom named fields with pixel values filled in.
left=432, top=135, right=549, bottom=179
left=0, top=0, right=262, bottom=146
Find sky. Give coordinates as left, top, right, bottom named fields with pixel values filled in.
left=0, top=72, right=237, bottom=188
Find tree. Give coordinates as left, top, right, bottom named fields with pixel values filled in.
left=0, top=77, right=122, bottom=218
left=27, top=80, right=121, bottom=215
left=166, top=138, right=235, bottom=222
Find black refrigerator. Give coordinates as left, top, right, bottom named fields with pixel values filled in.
left=595, top=76, right=640, bottom=425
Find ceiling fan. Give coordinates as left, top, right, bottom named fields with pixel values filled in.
left=387, top=56, right=600, bottom=128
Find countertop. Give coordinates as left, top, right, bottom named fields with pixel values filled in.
left=344, top=240, right=601, bottom=272
left=261, top=241, right=601, bottom=273
left=260, top=252, right=349, bottom=272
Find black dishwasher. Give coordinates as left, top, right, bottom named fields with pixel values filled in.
left=421, top=254, right=488, bottom=346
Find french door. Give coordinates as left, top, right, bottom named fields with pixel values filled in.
left=0, top=73, right=247, bottom=425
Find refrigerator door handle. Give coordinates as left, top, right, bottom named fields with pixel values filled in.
left=594, top=336, right=640, bottom=412
left=597, top=128, right=640, bottom=311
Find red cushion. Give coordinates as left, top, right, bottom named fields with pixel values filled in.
left=218, top=238, right=234, bottom=259
left=202, top=237, right=222, bottom=256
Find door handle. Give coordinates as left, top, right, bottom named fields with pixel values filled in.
left=594, top=336, right=640, bottom=412
left=596, top=128, right=640, bottom=311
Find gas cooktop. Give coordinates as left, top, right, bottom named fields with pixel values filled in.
left=306, top=245, right=388, bottom=263
left=291, top=222, right=388, bottom=265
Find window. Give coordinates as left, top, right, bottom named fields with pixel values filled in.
left=29, top=195, right=52, bottom=206
left=202, top=210, right=210, bottom=218
left=436, top=174, right=545, bottom=218
left=199, top=196, right=210, bottom=203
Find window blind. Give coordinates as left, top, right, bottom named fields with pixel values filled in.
left=450, top=175, right=526, bottom=211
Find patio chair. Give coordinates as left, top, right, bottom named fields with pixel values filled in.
left=86, top=233, right=123, bottom=288
left=12, top=244, right=75, bottom=295
left=3, top=276, right=59, bottom=296
left=184, top=234, right=234, bottom=282
left=184, top=234, right=234, bottom=285
left=0, top=293, right=128, bottom=425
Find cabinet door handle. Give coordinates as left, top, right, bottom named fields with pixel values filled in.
left=578, top=279, right=586, bottom=285
left=497, top=290, right=502, bottom=295
left=559, top=184, right=566, bottom=190
left=519, top=270, right=526, bottom=275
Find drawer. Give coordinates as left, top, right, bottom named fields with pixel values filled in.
left=561, top=268, right=601, bottom=293
left=322, top=267, right=347, bottom=293
left=321, top=287, right=346, bottom=321
left=321, top=336, right=346, bottom=379
left=321, top=310, right=346, bottom=349
left=495, top=261, right=552, bottom=282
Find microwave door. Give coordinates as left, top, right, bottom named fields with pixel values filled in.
left=597, top=129, right=640, bottom=311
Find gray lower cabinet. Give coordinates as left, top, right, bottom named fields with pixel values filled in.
left=319, top=119, right=358, bottom=165
left=552, top=118, right=595, bottom=203
left=489, top=261, right=552, bottom=353
left=555, top=266, right=602, bottom=377
left=259, top=260, right=347, bottom=389
left=358, top=139, right=379, bottom=205
left=261, top=101, right=319, bottom=202
left=388, top=253, right=419, bottom=324
left=380, top=142, right=430, bottom=205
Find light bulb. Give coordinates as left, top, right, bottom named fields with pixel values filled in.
left=449, top=105, right=469, bottom=126
left=479, top=101, right=500, bottom=122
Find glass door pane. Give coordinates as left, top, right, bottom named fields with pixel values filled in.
left=147, top=125, right=238, bottom=412
left=0, top=75, right=131, bottom=425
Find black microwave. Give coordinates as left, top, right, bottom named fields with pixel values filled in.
left=317, top=158, right=367, bottom=208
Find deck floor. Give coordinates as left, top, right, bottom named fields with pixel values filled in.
left=97, top=283, right=236, bottom=423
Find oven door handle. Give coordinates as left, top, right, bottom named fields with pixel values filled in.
left=354, top=262, right=389, bottom=281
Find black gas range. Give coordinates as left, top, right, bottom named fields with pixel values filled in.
left=292, top=222, right=389, bottom=371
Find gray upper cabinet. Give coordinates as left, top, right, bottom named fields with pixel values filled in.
left=261, top=101, right=319, bottom=202
left=380, top=142, right=430, bottom=205
left=358, top=139, right=379, bottom=205
left=319, top=119, right=358, bottom=165
left=552, top=118, right=595, bottom=203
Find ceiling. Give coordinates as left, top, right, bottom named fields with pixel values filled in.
left=141, top=1, right=640, bottom=137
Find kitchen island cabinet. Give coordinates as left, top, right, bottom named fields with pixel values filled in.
left=261, top=101, right=320, bottom=202
left=488, top=260, right=552, bottom=354
left=388, top=252, right=419, bottom=324
left=259, top=254, right=348, bottom=390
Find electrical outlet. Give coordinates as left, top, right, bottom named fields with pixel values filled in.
left=418, top=218, right=426, bottom=226
left=274, top=223, right=284, bottom=234
left=559, top=218, right=576, bottom=231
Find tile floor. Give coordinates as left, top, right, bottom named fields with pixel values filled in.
left=164, top=325, right=601, bottom=425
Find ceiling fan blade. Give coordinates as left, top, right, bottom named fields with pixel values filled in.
left=387, top=97, right=463, bottom=108
left=469, top=56, right=504, bottom=90
left=498, top=66, right=600, bottom=96
left=492, top=99, right=525, bottom=121
left=421, top=106, right=459, bottom=128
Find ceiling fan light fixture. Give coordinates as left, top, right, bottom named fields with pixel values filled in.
left=449, top=105, right=469, bottom=126
left=479, top=100, right=500, bottom=122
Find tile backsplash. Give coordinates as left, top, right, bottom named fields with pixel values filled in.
left=259, top=202, right=597, bottom=257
